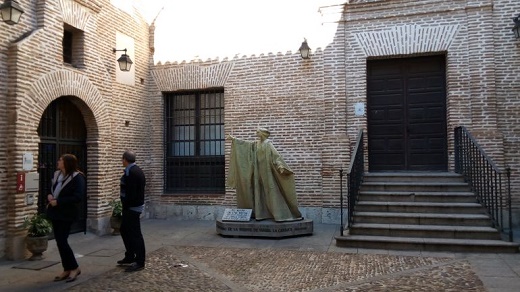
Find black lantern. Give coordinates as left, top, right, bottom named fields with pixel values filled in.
left=0, top=0, right=24, bottom=25
left=299, top=38, right=311, bottom=59
left=513, top=14, right=520, bottom=39
left=113, top=48, right=133, bottom=72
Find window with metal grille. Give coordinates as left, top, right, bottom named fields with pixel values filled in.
left=165, top=89, right=225, bottom=193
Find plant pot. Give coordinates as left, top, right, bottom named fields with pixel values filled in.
left=110, top=216, right=122, bottom=235
left=25, top=235, right=48, bottom=261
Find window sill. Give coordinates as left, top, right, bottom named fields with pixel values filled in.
left=63, top=62, right=86, bottom=70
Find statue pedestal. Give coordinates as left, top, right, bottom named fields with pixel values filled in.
left=216, top=218, right=313, bottom=238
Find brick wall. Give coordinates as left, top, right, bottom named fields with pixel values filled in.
left=149, top=48, right=349, bottom=213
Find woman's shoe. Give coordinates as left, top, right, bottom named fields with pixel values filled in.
left=54, top=271, right=70, bottom=282
left=65, top=268, right=81, bottom=282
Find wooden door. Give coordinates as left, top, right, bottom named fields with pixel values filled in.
left=367, top=56, right=447, bottom=171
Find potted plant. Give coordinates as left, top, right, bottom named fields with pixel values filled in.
left=23, top=213, right=53, bottom=260
left=109, top=199, right=123, bottom=235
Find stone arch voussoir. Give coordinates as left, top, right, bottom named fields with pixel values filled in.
left=26, top=70, right=109, bottom=140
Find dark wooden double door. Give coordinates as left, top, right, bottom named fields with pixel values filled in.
left=367, top=55, right=447, bottom=172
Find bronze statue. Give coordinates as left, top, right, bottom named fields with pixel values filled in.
left=226, top=128, right=303, bottom=222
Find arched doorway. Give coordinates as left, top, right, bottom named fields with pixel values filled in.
left=37, top=96, right=87, bottom=234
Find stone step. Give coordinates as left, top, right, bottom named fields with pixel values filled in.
left=356, top=201, right=485, bottom=214
left=354, top=212, right=492, bottom=226
left=349, top=223, right=501, bottom=240
left=335, top=235, right=520, bottom=253
left=360, top=182, right=471, bottom=192
left=358, top=191, right=476, bottom=203
left=363, top=172, right=465, bottom=183
left=336, top=172, right=516, bottom=253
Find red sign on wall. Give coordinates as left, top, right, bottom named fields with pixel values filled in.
left=16, top=172, right=25, bottom=193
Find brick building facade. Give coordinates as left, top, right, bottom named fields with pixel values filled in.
left=1, top=0, right=519, bottom=260
left=147, top=0, right=520, bottom=227
left=0, top=0, right=152, bottom=259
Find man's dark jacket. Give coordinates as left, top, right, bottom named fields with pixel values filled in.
left=120, top=164, right=146, bottom=210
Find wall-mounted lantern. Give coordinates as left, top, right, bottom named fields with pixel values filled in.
left=113, top=48, right=133, bottom=72
left=299, top=38, right=311, bottom=59
left=513, top=14, right=520, bottom=39
left=0, top=0, right=24, bottom=25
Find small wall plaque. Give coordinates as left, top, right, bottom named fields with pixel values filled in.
left=354, top=102, right=365, bottom=116
left=222, top=208, right=252, bottom=222
left=25, top=172, right=39, bottom=192
left=23, top=153, right=34, bottom=171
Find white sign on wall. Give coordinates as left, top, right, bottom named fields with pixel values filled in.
left=22, top=153, right=33, bottom=171
left=354, top=102, right=365, bottom=116
left=25, top=172, right=39, bottom=192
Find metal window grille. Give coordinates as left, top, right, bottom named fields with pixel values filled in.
left=165, top=89, right=225, bottom=193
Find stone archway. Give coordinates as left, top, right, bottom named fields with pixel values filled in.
left=38, top=96, right=89, bottom=234
left=24, top=70, right=112, bottom=228
left=6, top=69, right=114, bottom=259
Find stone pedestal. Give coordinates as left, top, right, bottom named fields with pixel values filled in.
left=216, top=218, right=313, bottom=238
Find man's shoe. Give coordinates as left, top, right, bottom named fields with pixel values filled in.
left=117, top=258, right=135, bottom=265
left=124, top=263, right=144, bottom=272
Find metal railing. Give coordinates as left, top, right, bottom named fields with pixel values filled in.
left=454, top=126, right=513, bottom=241
left=340, top=129, right=365, bottom=236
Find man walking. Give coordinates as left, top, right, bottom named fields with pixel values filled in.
left=117, top=150, right=146, bottom=272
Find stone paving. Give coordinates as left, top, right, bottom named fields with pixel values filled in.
left=2, top=219, right=518, bottom=291
left=68, top=246, right=485, bottom=292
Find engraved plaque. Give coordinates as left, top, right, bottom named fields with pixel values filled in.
left=222, top=208, right=252, bottom=222
left=216, top=218, right=314, bottom=238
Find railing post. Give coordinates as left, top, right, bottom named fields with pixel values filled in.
left=340, top=168, right=344, bottom=236
left=507, top=167, right=513, bottom=242
left=454, top=127, right=460, bottom=173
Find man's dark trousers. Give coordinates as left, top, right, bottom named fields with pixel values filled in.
left=120, top=209, right=145, bottom=265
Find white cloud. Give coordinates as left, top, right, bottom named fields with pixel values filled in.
left=137, top=0, right=342, bottom=63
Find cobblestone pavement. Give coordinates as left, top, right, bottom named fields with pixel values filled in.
left=68, top=246, right=485, bottom=292
left=2, top=220, right=518, bottom=291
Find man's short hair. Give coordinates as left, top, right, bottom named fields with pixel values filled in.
left=123, top=151, right=136, bottom=163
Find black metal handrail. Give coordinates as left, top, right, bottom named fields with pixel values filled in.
left=340, top=129, right=364, bottom=236
left=454, top=126, right=513, bottom=241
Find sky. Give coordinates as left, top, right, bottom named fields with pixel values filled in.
left=134, top=0, right=343, bottom=63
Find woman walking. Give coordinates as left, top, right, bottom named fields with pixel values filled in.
left=46, top=154, right=85, bottom=282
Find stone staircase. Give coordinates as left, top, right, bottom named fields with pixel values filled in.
left=335, top=172, right=520, bottom=253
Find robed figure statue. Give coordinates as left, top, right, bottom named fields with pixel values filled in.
left=226, top=128, right=303, bottom=222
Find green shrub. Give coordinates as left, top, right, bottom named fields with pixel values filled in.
left=23, top=213, right=52, bottom=237
left=109, top=199, right=122, bottom=218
